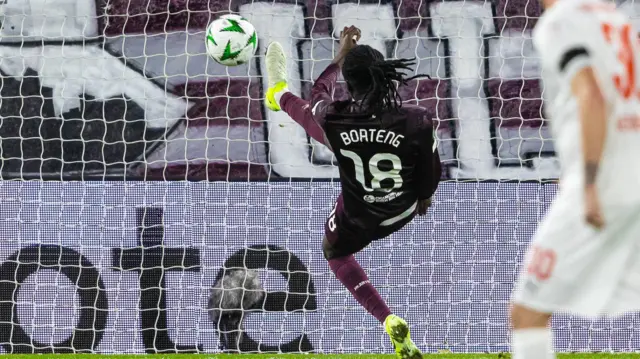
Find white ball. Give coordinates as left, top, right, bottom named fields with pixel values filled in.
left=205, top=14, right=258, bottom=66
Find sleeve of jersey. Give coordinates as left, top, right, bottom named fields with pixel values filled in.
left=309, top=63, right=340, bottom=123
left=416, top=123, right=442, bottom=200
left=535, top=14, right=595, bottom=81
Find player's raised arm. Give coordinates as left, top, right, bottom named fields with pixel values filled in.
left=308, top=26, right=361, bottom=120
left=263, top=26, right=361, bottom=148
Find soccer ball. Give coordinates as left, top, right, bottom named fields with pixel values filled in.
left=205, top=14, right=258, bottom=66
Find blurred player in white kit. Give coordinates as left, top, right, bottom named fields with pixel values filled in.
left=510, top=1, right=640, bottom=358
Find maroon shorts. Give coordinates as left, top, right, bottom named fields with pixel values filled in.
left=324, top=194, right=417, bottom=258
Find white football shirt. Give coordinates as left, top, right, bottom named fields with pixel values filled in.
left=534, top=0, right=640, bottom=207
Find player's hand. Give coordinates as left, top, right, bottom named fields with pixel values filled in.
left=417, top=197, right=432, bottom=216
left=339, top=26, right=361, bottom=51
left=333, top=26, right=361, bottom=66
left=585, top=185, right=605, bottom=229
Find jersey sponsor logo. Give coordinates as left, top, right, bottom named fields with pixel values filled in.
left=617, top=115, right=640, bottom=131
left=363, top=191, right=403, bottom=203
left=580, top=3, right=617, bottom=13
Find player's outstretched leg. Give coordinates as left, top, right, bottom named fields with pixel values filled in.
left=324, top=236, right=422, bottom=359
left=264, top=42, right=288, bottom=112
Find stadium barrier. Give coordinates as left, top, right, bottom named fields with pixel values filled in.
left=1, top=181, right=637, bottom=354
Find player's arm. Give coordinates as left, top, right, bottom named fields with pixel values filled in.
left=535, top=12, right=606, bottom=227
left=573, top=67, right=606, bottom=188
left=307, top=26, right=361, bottom=123
left=574, top=65, right=607, bottom=228
left=535, top=12, right=607, bottom=185
left=415, top=119, right=442, bottom=215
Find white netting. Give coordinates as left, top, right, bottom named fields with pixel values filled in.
left=1, top=0, right=640, bottom=354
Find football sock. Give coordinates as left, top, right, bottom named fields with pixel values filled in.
left=274, top=86, right=289, bottom=106
left=512, top=328, right=554, bottom=359
left=328, top=254, right=392, bottom=323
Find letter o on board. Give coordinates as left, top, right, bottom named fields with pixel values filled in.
left=0, top=245, right=108, bottom=353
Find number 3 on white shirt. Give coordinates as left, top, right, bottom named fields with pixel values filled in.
left=340, top=149, right=403, bottom=192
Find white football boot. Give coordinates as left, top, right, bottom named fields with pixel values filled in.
left=264, top=42, right=288, bottom=111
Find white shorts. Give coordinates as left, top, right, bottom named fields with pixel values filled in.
left=513, top=193, right=640, bottom=317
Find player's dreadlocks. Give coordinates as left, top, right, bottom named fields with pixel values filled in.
left=342, top=44, right=428, bottom=114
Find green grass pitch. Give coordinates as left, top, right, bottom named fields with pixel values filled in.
left=2, top=354, right=640, bottom=359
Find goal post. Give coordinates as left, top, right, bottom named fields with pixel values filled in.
left=0, top=0, right=636, bottom=354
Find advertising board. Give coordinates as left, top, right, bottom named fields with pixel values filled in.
left=1, top=181, right=634, bottom=354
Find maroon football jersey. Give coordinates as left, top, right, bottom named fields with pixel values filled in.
left=323, top=102, right=440, bottom=224
left=279, top=63, right=441, bottom=227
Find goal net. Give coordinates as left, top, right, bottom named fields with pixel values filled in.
left=0, top=0, right=638, bottom=354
